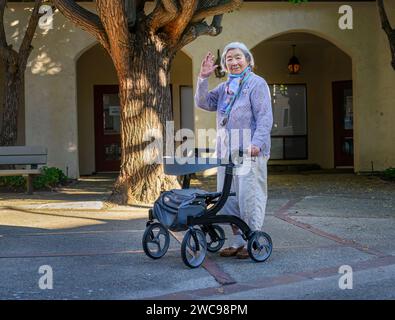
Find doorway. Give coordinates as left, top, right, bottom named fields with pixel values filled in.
left=94, top=85, right=121, bottom=172
left=333, top=80, right=354, bottom=167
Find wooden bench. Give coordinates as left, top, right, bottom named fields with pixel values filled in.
left=0, top=146, right=47, bottom=194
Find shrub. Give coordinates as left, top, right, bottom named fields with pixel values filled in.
left=0, top=175, right=26, bottom=191
left=382, top=167, right=395, bottom=181
left=33, top=167, right=68, bottom=190
left=0, top=167, right=68, bottom=191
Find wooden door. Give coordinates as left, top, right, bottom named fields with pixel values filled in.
left=94, top=85, right=121, bottom=172
left=332, top=81, right=354, bottom=167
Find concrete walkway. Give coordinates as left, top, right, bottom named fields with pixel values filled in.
left=0, top=172, right=394, bottom=300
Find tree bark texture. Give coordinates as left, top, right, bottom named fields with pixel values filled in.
left=377, top=0, right=395, bottom=70
left=109, top=33, right=179, bottom=204
left=0, top=63, right=23, bottom=146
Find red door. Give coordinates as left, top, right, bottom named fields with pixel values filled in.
left=332, top=81, right=354, bottom=167
left=94, top=85, right=121, bottom=172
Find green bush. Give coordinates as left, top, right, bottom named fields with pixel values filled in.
left=382, top=167, right=395, bottom=181
left=33, top=167, right=68, bottom=190
left=0, top=175, right=26, bottom=191
left=0, top=167, right=68, bottom=191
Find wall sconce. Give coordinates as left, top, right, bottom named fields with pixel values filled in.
left=288, top=44, right=301, bottom=75
left=214, top=49, right=226, bottom=78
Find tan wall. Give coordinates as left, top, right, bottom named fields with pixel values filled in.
left=4, top=1, right=394, bottom=177
left=185, top=1, right=395, bottom=172
left=170, top=51, right=193, bottom=132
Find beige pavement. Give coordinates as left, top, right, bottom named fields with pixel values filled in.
left=1, top=172, right=395, bottom=300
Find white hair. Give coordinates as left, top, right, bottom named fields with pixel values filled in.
left=220, top=42, right=255, bottom=72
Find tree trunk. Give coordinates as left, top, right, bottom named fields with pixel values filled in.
left=0, top=66, right=23, bottom=146
left=390, top=33, right=395, bottom=70
left=108, top=34, right=180, bottom=205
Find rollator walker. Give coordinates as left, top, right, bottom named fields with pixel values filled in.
left=142, top=149, right=273, bottom=268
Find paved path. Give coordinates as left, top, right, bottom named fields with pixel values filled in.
left=0, top=173, right=394, bottom=300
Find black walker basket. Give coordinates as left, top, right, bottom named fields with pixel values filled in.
left=153, top=188, right=208, bottom=232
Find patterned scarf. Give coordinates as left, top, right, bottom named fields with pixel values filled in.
left=219, top=66, right=252, bottom=115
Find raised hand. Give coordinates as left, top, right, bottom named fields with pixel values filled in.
left=199, top=52, right=218, bottom=79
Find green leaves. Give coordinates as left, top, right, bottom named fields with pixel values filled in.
left=382, top=167, right=395, bottom=181
left=33, top=166, right=68, bottom=189
left=0, top=166, right=68, bottom=191
left=0, top=175, right=25, bottom=190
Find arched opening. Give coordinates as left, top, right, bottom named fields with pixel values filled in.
left=76, top=44, right=193, bottom=175
left=251, top=32, right=353, bottom=169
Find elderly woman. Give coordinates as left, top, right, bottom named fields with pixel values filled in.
left=194, top=42, right=273, bottom=259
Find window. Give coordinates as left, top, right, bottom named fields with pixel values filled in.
left=269, top=84, right=307, bottom=160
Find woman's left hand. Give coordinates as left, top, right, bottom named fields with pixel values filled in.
left=248, top=145, right=260, bottom=157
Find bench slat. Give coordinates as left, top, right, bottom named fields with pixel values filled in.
left=0, top=147, right=47, bottom=194
left=0, top=146, right=47, bottom=156
left=0, top=169, right=41, bottom=176
left=0, top=155, right=47, bottom=165
left=0, top=146, right=47, bottom=165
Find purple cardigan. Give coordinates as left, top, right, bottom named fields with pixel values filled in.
left=194, top=73, right=273, bottom=158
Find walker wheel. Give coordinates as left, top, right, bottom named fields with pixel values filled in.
left=247, top=231, right=273, bottom=262
left=142, top=222, right=170, bottom=259
left=204, top=225, right=226, bottom=253
left=181, top=228, right=207, bottom=268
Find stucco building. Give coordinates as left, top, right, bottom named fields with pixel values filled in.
left=1, top=0, right=394, bottom=178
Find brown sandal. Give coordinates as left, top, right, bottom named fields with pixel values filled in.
left=236, top=247, right=249, bottom=259
left=219, top=246, right=244, bottom=257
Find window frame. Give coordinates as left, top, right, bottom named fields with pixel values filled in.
left=269, top=83, right=308, bottom=160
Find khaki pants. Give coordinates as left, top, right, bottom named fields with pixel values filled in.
left=217, top=156, right=269, bottom=231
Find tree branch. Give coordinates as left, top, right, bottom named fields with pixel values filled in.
left=0, top=45, right=7, bottom=60
left=96, top=0, right=130, bottom=43
left=124, top=0, right=137, bottom=28
left=191, top=0, right=242, bottom=23
left=124, top=0, right=147, bottom=28
left=174, top=14, right=223, bottom=52
left=0, top=0, right=7, bottom=48
left=18, top=0, right=43, bottom=68
left=147, top=0, right=178, bottom=34
left=96, top=0, right=132, bottom=74
left=377, top=0, right=395, bottom=70
left=52, top=0, right=110, bottom=51
left=211, top=14, right=223, bottom=33
left=0, top=42, right=18, bottom=74
left=164, top=0, right=198, bottom=46
left=377, top=0, right=393, bottom=35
